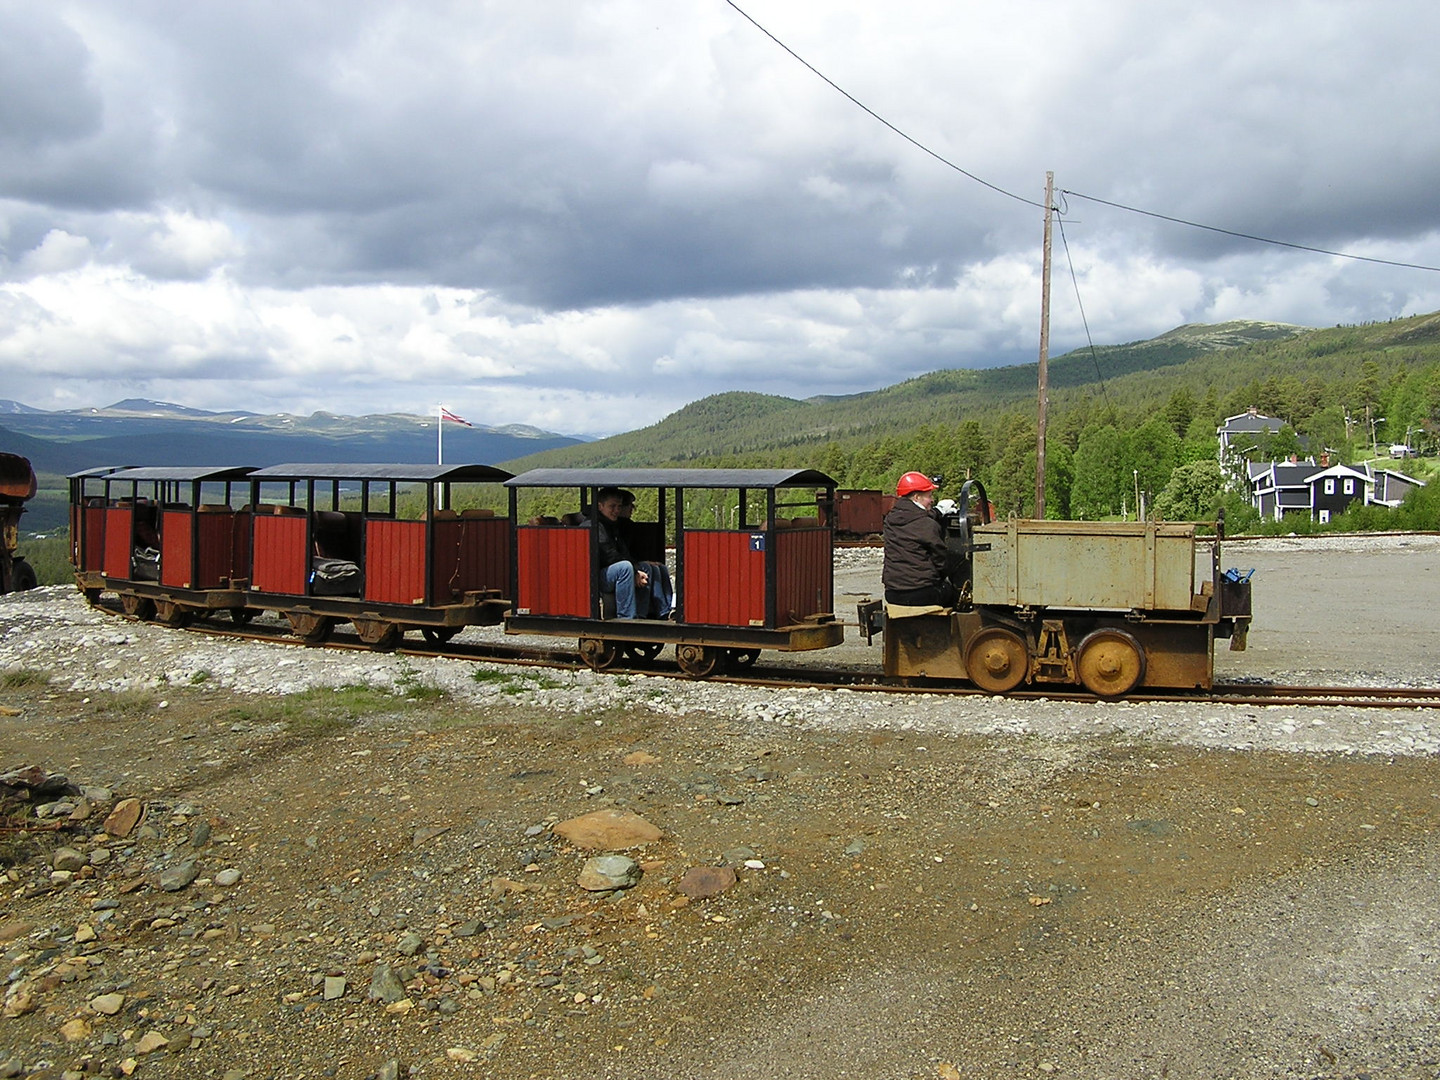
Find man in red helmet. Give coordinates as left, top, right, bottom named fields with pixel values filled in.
left=882, top=472, right=956, bottom=609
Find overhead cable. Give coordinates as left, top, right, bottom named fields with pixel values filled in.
left=1060, top=190, right=1440, bottom=274
left=726, top=0, right=1440, bottom=275
left=723, top=0, right=1044, bottom=210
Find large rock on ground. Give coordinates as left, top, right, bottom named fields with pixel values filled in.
left=552, top=809, right=662, bottom=851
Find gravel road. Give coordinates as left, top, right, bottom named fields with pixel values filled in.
left=0, top=534, right=1435, bottom=1080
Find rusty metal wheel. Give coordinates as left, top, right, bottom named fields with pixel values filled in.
left=153, top=600, right=193, bottom=627
left=229, top=607, right=256, bottom=625
left=420, top=626, right=459, bottom=645
left=579, top=637, right=619, bottom=671
left=963, top=627, right=1029, bottom=694
left=354, top=618, right=402, bottom=652
left=120, top=594, right=156, bottom=621
left=676, top=644, right=722, bottom=679
left=1075, top=629, right=1146, bottom=698
left=286, top=611, right=333, bottom=644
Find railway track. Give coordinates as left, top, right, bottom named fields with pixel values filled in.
left=101, top=601, right=1440, bottom=710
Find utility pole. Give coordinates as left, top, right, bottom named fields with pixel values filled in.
left=1035, top=171, right=1054, bottom=520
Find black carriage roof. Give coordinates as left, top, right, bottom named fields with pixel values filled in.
left=89, top=466, right=257, bottom=482
left=247, top=463, right=513, bottom=483
left=505, top=467, right=836, bottom=490
left=67, top=466, right=136, bottom=480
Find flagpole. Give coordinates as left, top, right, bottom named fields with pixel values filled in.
left=437, top=404, right=443, bottom=466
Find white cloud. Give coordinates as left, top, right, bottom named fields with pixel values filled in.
left=1, top=1, right=1439, bottom=436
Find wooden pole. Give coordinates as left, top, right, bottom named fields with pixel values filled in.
left=1035, top=171, right=1053, bottom=519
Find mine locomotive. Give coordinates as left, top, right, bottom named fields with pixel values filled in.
left=859, top=479, right=1252, bottom=696
left=1, top=453, right=38, bottom=595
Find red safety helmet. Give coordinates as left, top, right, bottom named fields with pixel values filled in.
left=896, top=471, right=937, bottom=497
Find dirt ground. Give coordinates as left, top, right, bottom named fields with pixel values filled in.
left=0, top=535, right=1438, bottom=1080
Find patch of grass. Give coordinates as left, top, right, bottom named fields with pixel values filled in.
left=92, top=688, right=158, bottom=717
left=470, top=668, right=512, bottom=684
left=395, top=662, right=446, bottom=703
left=189, top=670, right=211, bottom=685
left=1, top=667, right=51, bottom=690
left=218, top=684, right=421, bottom=738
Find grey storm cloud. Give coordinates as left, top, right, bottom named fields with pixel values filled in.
left=2, top=1, right=1440, bottom=435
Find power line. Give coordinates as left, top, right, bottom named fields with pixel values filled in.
left=1056, top=214, right=1112, bottom=414
left=1061, top=189, right=1440, bottom=274
left=725, top=0, right=1440, bottom=275
left=722, top=0, right=1044, bottom=210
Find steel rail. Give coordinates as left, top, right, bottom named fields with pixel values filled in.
left=96, top=601, right=1440, bottom=710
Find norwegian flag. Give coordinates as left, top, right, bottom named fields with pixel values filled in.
left=439, top=406, right=473, bottom=427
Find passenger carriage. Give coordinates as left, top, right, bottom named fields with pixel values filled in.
left=70, top=466, right=257, bottom=623
left=70, top=463, right=514, bottom=648
left=241, top=463, right=513, bottom=647
left=502, top=468, right=845, bottom=677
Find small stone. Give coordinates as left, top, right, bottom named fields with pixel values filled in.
left=323, top=976, right=346, bottom=1000
left=134, top=1030, right=169, bottom=1054
left=675, top=865, right=737, bottom=899
left=104, top=798, right=144, bottom=838
left=214, top=868, right=242, bottom=887
left=0, top=1056, right=21, bottom=1079
left=396, top=931, right=424, bottom=956
left=74, top=923, right=97, bottom=943
left=376, top=1061, right=401, bottom=1080
left=577, top=854, right=642, bottom=891
left=368, top=964, right=408, bottom=1003
left=446, top=1047, right=478, bottom=1063
left=52, top=847, right=87, bottom=872
left=89, top=992, right=125, bottom=1016
left=190, top=820, right=212, bottom=848
left=89, top=847, right=112, bottom=866
left=159, top=861, right=199, bottom=892
left=60, top=1017, right=93, bottom=1042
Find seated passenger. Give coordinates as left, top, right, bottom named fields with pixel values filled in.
left=594, top=486, right=670, bottom=619
left=619, top=489, right=673, bottom=618
left=882, top=471, right=957, bottom=609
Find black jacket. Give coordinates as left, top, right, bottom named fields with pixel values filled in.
left=596, top=516, right=632, bottom=568
left=882, top=497, right=947, bottom=593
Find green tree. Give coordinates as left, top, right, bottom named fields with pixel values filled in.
left=1070, top=425, right=1126, bottom=519
left=1153, top=460, right=1225, bottom=521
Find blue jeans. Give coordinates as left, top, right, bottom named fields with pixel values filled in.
left=638, top=561, right=673, bottom=617
left=604, top=560, right=639, bottom=618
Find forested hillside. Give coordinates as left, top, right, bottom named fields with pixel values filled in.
left=508, top=314, right=1440, bottom=529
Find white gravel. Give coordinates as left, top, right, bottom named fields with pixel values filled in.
left=6, top=530, right=1440, bottom=761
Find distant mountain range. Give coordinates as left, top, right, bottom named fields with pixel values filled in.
left=0, top=400, right=583, bottom=479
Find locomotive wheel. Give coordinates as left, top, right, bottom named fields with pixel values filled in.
left=1075, top=629, right=1146, bottom=698
left=354, top=618, right=402, bottom=652
left=229, top=607, right=256, bottom=625
left=676, top=644, right=722, bottom=679
left=286, top=612, right=334, bottom=645
left=963, top=628, right=1029, bottom=694
left=153, top=600, right=193, bottom=627
left=621, top=641, right=664, bottom=663
left=420, top=626, right=460, bottom=645
left=727, top=648, right=760, bottom=670
left=121, top=593, right=156, bottom=621
left=11, top=559, right=36, bottom=592
left=579, top=637, right=619, bottom=671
